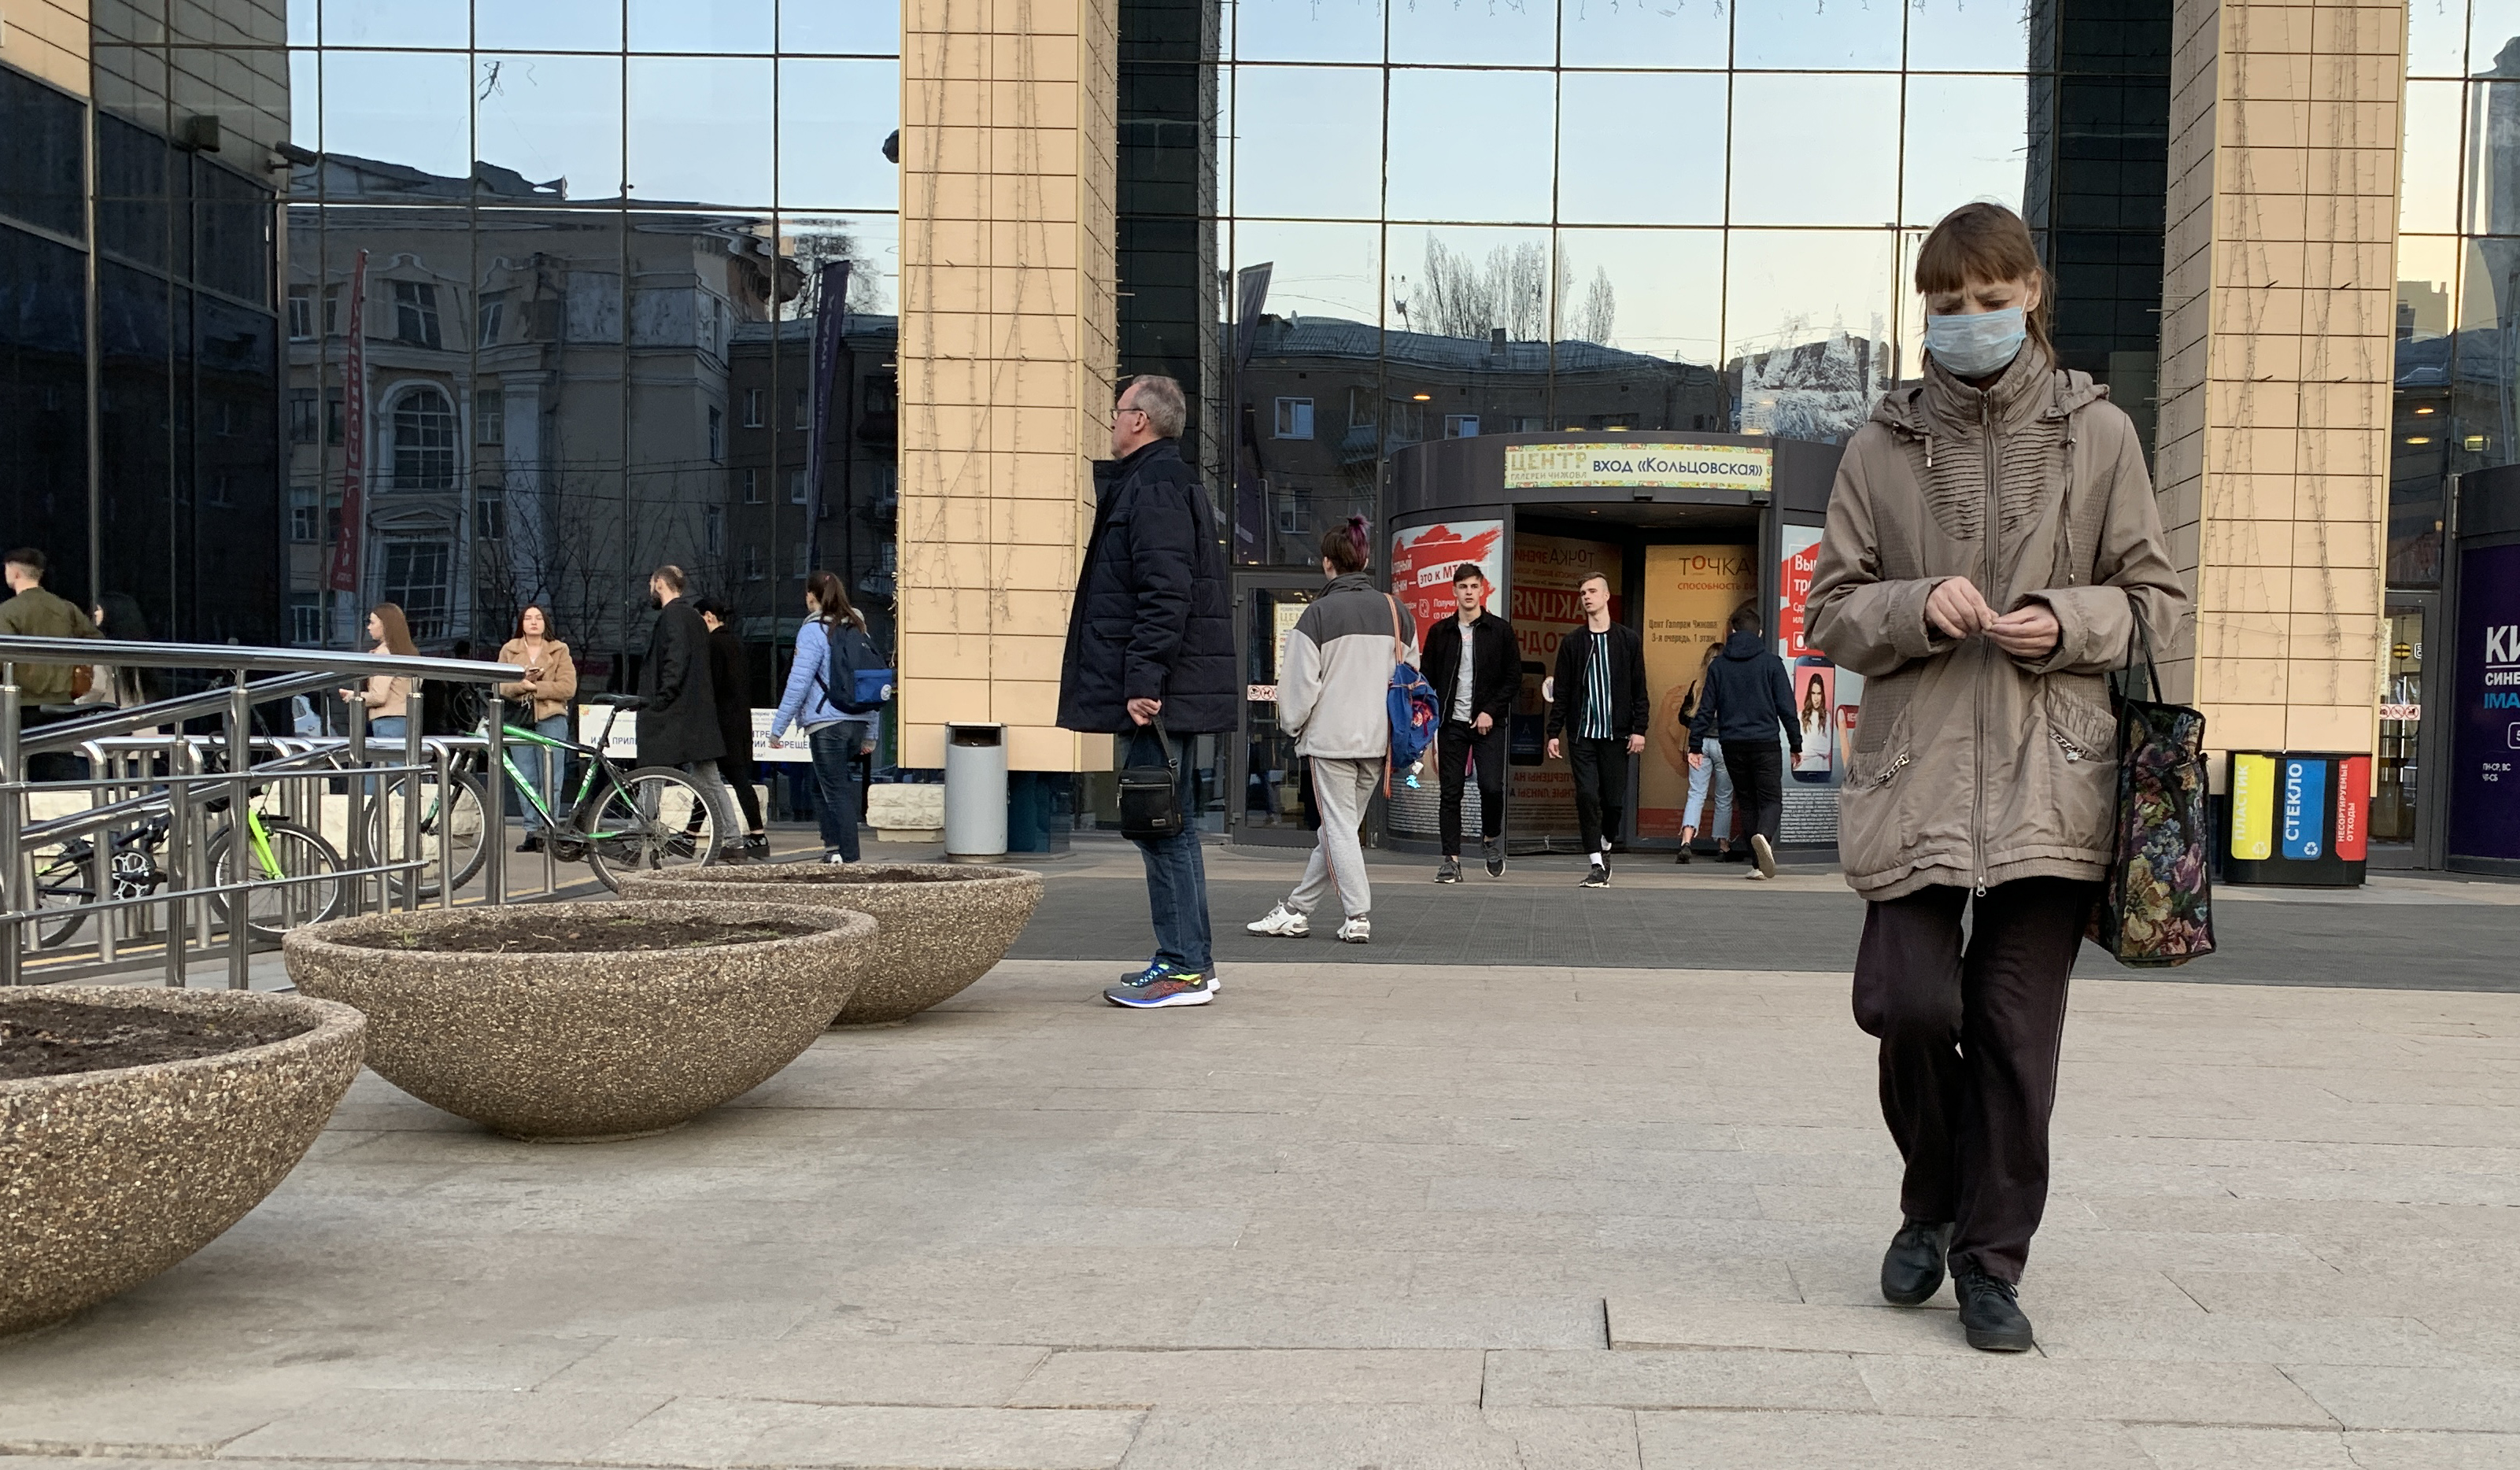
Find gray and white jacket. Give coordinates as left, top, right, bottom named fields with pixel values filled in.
left=1278, top=572, right=1418, bottom=760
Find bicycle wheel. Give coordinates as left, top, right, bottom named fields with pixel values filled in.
left=209, top=819, right=349, bottom=944
left=26, top=837, right=98, bottom=948
left=364, top=770, right=490, bottom=897
left=575, top=765, right=722, bottom=892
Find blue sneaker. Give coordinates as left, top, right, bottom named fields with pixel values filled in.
left=1118, top=960, right=1221, bottom=992
left=1103, top=965, right=1216, bottom=1008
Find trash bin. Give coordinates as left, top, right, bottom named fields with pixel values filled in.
left=944, top=722, right=1008, bottom=862
left=2226, top=750, right=2367, bottom=886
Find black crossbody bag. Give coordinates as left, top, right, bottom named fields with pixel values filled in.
left=1118, top=715, right=1185, bottom=841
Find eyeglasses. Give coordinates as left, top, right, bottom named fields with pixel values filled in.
left=1114, top=405, right=1147, bottom=421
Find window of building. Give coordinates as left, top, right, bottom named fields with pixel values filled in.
left=742, top=387, right=766, bottom=427
left=741, top=467, right=762, bottom=504
left=863, top=375, right=896, bottom=416
left=475, top=492, right=504, bottom=541
left=380, top=541, right=452, bottom=640
left=1347, top=386, right=1377, bottom=429
left=289, top=485, right=320, bottom=541
left=392, top=281, right=442, bottom=349
left=1275, top=397, right=1314, bottom=439
left=704, top=503, right=725, bottom=555
left=289, top=389, right=318, bottom=445
left=708, top=405, right=724, bottom=461
left=322, top=285, right=341, bottom=336
left=390, top=385, right=458, bottom=490
left=793, top=386, right=811, bottom=429
left=789, top=467, right=809, bottom=504
left=287, top=287, right=314, bottom=342
left=743, top=544, right=764, bottom=582
left=288, top=592, right=324, bottom=646
left=794, top=540, right=812, bottom=579
left=477, top=295, right=504, bottom=347
left=475, top=386, right=503, bottom=445
left=326, top=389, right=345, bottom=444
left=1444, top=414, right=1480, bottom=438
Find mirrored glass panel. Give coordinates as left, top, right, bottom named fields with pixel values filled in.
left=2457, top=235, right=2520, bottom=467
left=1560, top=0, right=1729, bottom=70
left=1231, top=218, right=1383, bottom=322
left=1736, top=0, right=1901, bottom=70
left=320, top=50, right=472, bottom=180
left=629, top=56, right=775, bottom=207
left=479, top=0, right=625, bottom=54
left=2408, top=0, right=2470, bottom=76
left=780, top=0, right=902, bottom=54
left=1904, top=0, right=2033, bottom=73
left=1385, top=68, right=1556, bottom=222
left=1230, top=220, right=1381, bottom=565
left=1557, top=71, right=1727, bottom=225
left=2404, top=78, right=2465, bottom=233
left=1724, top=227, right=1896, bottom=438
left=1230, top=65, right=1384, bottom=220
left=1901, top=74, right=2029, bottom=224
left=1232, top=0, right=1386, bottom=65
left=1554, top=228, right=1727, bottom=399
left=630, top=0, right=775, bottom=54
left=1389, top=0, right=1554, bottom=66
left=776, top=212, right=902, bottom=319
left=778, top=59, right=900, bottom=212
left=2466, top=73, right=2520, bottom=236
left=1729, top=72, right=1900, bottom=225
left=2472, top=2, right=2520, bottom=78
left=320, top=0, right=467, bottom=50
left=476, top=55, right=625, bottom=201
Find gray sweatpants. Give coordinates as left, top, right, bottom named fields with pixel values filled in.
left=1288, top=755, right=1380, bottom=922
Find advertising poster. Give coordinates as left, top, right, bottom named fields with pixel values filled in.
left=1509, top=533, right=1624, bottom=844
left=2448, top=541, right=2520, bottom=862
left=1776, top=525, right=1864, bottom=841
left=1638, top=545, right=1757, bottom=838
left=1389, top=519, right=1506, bottom=647
left=1504, top=442, right=1773, bottom=497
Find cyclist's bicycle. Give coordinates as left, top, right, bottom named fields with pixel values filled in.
left=31, top=797, right=349, bottom=949
left=388, top=693, right=725, bottom=892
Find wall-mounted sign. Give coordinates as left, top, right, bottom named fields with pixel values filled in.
left=2448, top=541, right=2520, bottom=862
left=1503, top=441, right=1773, bottom=497
left=1389, top=519, right=1506, bottom=648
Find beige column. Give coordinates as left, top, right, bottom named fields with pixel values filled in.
left=897, top=0, right=1119, bottom=774
left=2156, top=0, right=2402, bottom=764
left=0, top=0, right=90, bottom=94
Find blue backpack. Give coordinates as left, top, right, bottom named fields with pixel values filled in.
left=1384, top=595, right=1438, bottom=777
left=818, top=620, right=893, bottom=716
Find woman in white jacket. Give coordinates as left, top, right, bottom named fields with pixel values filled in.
left=1245, top=517, right=1415, bottom=945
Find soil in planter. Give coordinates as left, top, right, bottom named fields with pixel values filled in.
left=748, top=866, right=992, bottom=884
left=0, top=999, right=315, bottom=1081
left=359, top=914, right=827, bottom=955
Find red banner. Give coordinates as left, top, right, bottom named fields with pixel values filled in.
left=1779, top=535, right=1821, bottom=658
left=2335, top=755, right=2370, bottom=862
left=326, top=250, right=369, bottom=595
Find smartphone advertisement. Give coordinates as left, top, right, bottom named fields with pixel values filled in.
left=1775, top=526, right=1864, bottom=834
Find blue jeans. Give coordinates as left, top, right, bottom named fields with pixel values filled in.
left=519, top=713, right=571, bottom=829
left=1127, top=726, right=1211, bottom=973
left=807, top=722, right=862, bottom=861
left=1684, top=735, right=1734, bottom=840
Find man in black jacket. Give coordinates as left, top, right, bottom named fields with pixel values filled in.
left=1418, top=563, right=1517, bottom=881
left=1687, top=604, right=1801, bottom=880
left=695, top=598, right=769, bottom=859
left=1058, top=375, right=1235, bottom=1010
left=1546, top=573, right=1649, bottom=887
left=637, top=565, right=741, bottom=856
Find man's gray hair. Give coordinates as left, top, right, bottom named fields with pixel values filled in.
left=1122, top=374, right=1187, bottom=438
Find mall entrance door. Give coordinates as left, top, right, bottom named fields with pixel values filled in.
left=1232, top=571, right=1325, bottom=848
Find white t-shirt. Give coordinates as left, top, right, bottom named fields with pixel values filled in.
left=1450, top=615, right=1477, bottom=722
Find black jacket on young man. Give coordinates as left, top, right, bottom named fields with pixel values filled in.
left=1056, top=438, right=1236, bottom=735
left=1545, top=620, right=1650, bottom=740
left=1418, top=611, right=1518, bottom=727
left=1688, top=628, right=1801, bottom=755
left=637, top=598, right=726, bottom=767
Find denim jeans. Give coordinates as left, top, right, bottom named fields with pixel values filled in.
left=807, top=722, right=863, bottom=860
left=1127, top=726, right=1212, bottom=973
left=519, top=713, right=571, bottom=829
left=1683, top=735, right=1734, bottom=840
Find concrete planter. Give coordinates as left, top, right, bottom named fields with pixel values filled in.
left=282, top=900, right=874, bottom=1141
left=1, top=985, right=364, bottom=1336
left=619, top=863, right=1041, bottom=1025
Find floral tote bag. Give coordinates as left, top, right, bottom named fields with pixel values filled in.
left=2089, top=611, right=2217, bottom=967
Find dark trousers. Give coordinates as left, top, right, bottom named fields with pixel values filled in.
left=1853, top=877, right=2097, bottom=1283
left=1721, top=737, right=1785, bottom=848
left=1436, top=718, right=1507, bottom=855
left=807, top=723, right=862, bottom=860
left=1127, top=726, right=1212, bottom=973
left=1566, top=735, right=1628, bottom=852
left=720, top=741, right=765, bottom=833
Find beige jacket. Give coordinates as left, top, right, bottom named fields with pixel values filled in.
left=494, top=637, right=578, bottom=723
left=1806, top=345, right=2189, bottom=902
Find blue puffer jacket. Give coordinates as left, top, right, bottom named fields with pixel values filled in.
left=1055, top=438, right=1235, bottom=734
left=772, top=619, right=867, bottom=740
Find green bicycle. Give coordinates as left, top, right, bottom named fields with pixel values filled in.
left=382, top=693, right=724, bottom=893
left=32, top=794, right=348, bottom=949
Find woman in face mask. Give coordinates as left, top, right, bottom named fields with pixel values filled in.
left=1805, top=203, right=2189, bottom=1355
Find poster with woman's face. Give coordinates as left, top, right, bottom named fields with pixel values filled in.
left=1792, top=663, right=1835, bottom=777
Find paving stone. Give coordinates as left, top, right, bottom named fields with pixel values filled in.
left=1608, top=1298, right=1978, bottom=1356
left=1481, top=1407, right=1643, bottom=1469
left=1179, top=1291, right=1607, bottom=1350
left=1631, top=1409, right=2154, bottom=1468
left=601, top=1398, right=1144, bottom=1469
left=2034, top=1311, right=2463, bottom=1367
left=1007, top=1348, right=1481, bottom=1406
left=0, top=1372, right=329, bottom=1457
left=2338, top=1430, right=2520, bottom=1468
left=1482, top=1349, right=1875, bottom=1411
left=2127, top=1426, right=2362, bottom=1468
left=219, top=1387, right=672, bottom=1461
left=1855, top=1356, right=2334, bottom=1428
left=2283, top=1365, right=2520, bottom=1431
left=542, top=1339, right=1050, bottom=1405
left=1114, top=1405, right=1524, bottom=1469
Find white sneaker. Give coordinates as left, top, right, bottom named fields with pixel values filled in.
left=1247, top=903, right=1310, bottom=938
left=1743, top=867, right=1771, bottom=881
left=1336, top=917, right=1370, bottom=944
left=1750, top=833, right=1777, bottom=879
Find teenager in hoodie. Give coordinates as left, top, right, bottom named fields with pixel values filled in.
left=1246, top=517, right=1415, bottom=945
left=1687, top=602, right=1801, bottom=880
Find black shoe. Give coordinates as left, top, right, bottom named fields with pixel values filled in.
left=1718, top=844, right=1746, bottom=862
left=1880, top=1218, right=1952, bottom=1306
left=1578, top=865, right=1609, bottom=888
left=516, top=833, right=543, bottom=855
left=1953, top=1263, right=2034, bottom=1352
left=1483, top=838, right=1505, bottom=878
left=1436, top=856, right=1462, bottom=884
left=745, top=833, right=770, bottom=859
left=1674, top=844, right=1693, bottom=864
left=1598, top=854, right=1613, bottom=881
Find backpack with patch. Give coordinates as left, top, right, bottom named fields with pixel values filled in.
left=818, top=619, right=893, bottom=716
left=1384, top=594, right=1438, bottom=781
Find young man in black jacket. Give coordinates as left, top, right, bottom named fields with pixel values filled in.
left=1687, top=604, right=1801, bottom=880
left=637, top=565, right=742, bottom=855
left=1417, top=563, right=1517, bottom=881
left=1546, top=573, right=1649, bottom=886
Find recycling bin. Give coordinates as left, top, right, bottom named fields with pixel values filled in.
left=2225, top=750, right=2367, bottom=886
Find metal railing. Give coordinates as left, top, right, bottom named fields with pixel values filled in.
left=1, top=636, right=526, bottom=989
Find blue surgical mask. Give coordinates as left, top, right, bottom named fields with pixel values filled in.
left=1923, top=307, right=2027, bottom=379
